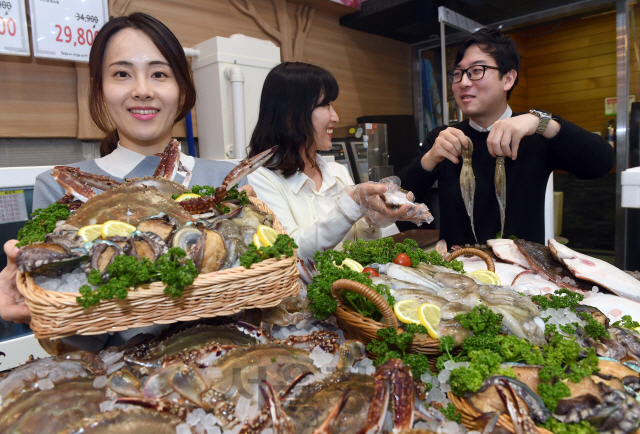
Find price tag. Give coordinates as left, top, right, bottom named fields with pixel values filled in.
left=0, top=0, right=30, bottom=56
left=0, top=189, right=28, bottom=224
left=29, top=0, right=108, bottom=62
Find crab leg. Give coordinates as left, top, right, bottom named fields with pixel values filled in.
left=214, top=146, right=278, bottom=201
left=260, top=380, right=295, bottom=434
left=496, top=379, right=537, bottom=434
left=312, top=389, right=351, bottom=434
left=52, top=166, right=121, bottom=202
left=153, top=139, right=182, bottom=181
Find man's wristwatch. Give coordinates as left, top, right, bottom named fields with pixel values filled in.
left=529, top=109, right=552, bottom=135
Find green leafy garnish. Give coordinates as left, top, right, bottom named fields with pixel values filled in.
left=171, top=184, right=249, bottom=209
left=306, top=250, right=394, bottom=321
left=439, top=403, right=462, bottom=423
left=238, top=234, right=297, bottom=269
left=532, top=288, right=583, bottom=311
left=537, top=382, right=571, bottom=412
left=365, top=324, right=431, bottom=379
left=539, top=418, right=597, bottom=434
left=612, top=314, right=640, bottom=330
left=341, top=238, right=464, bottom=272
left=17, top=203, right=71, bottom=247
left=579, top=312, right=610, bottom=341
left=76, top=247, right=198, bottom=308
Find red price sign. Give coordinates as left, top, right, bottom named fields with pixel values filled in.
left=0, top=0, right=30, bottom=56
left=29, top=0, right=108, bottom=62
left=54, top=24, right=99, bottom=47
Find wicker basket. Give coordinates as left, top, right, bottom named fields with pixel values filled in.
left=16, top=197, right=299, bottom=340
left=448, top=392, right=552, bottom=434
left=330, top=279, right=441, bottom=362
left=330, top=249, right=495, bottom=367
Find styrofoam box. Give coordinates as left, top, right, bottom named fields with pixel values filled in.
left=622, top=167, right=640, bottom=208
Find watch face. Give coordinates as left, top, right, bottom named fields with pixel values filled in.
left=533, top=109, right=551, bottom=117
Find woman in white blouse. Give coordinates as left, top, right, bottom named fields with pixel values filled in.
left=247, top=62, right=414, bottom=260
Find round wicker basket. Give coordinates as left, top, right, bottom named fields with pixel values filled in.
left=330, top=279, right=440, bottom=358
left=448, top=392, right=553, bottom=434
left=445, top=248, right=495, bottom=272
left=16, top=197, right=299, bottom=340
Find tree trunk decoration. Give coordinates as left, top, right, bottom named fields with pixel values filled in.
left=229, top=0, right=315, bottom=62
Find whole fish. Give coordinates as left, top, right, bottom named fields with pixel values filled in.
left=383, top=263, right=444, bottom=291
left=549, top=239, right=640, bottom=302
left=495, top=156, right=506, bottom=238
left=460, top=136, right=477, bottom=242
left=514, top=239, right=593, bottom=293
left=370, top=275, right=437, bottom=295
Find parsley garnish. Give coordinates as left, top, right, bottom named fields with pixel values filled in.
left=612, top=315, right=640, bottom=330
left=239, top=234, right=297, bottom=269
left=365, top=324, right=431, bottom=379
left=17, top=203, right=71, bottom=247
left=531, top=288, right=583, bottom=311
left=76, top=247, right=198, bottom=308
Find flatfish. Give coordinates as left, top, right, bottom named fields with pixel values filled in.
left=495, top=157, right=506, bottom=238
left=460, top=136, right=477, bottom=242
left=549, top=239, right=640, bottom=302
left=514, top=239, right=593, bottom=293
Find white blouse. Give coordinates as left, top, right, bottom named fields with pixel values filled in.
left=248, top=155, right=365, bottom=260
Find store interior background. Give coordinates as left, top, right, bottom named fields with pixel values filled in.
left=0, top=0, right=634, bottom=266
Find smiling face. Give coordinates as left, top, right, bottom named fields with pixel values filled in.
left=102, top=28, right=180, bottom=155
left=453, top=44, right=516, bottom=128
left=311, top=102, right=339, bottom=152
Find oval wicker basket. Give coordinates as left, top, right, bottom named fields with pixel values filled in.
left=330, top=279, right=440, bottom=357
left=448, top=392, right=552, bottom=434
left=330, top=249, right=495, bottom=368
left=16, top=197, right=299, bottom=340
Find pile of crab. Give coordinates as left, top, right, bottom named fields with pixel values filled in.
left=0, top=318, right=461, bottom=434
left=15, top=141, right=278, bottom=288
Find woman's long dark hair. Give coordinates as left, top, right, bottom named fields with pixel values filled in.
left=248, top=62, right=339, bottom=178
left=89, top=12, right=196, bottom=156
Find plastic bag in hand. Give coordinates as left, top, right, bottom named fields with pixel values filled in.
left=345, top=176, right=434, bottom=227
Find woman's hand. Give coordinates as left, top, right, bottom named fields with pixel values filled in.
left=238, top=185, right=256, bottom=198
left=0, top=240, right=30, bottom=323
left=348, top=183, right=413, bottom=218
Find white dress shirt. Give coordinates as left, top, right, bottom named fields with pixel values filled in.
left=248, top=155, right=365, bottom=260
left=469, top=105, right=512, bottom=132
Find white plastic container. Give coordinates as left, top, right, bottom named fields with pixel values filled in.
left=191, top=35, right=280, bottom=161
left=622, top=167, right=640, bottom=208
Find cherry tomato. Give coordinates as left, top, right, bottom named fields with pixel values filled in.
left=393, top=253, right=411, bottom=267
left=362, top=267, right=379, bottom=277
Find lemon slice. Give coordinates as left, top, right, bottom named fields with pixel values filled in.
left=78, top=224, right=103, bottom=243
left=393, top=299, right=421, bottom=325
left=334, top=258, right=364, bottom=272
left=101, top=220, right=136, bottom=239
left=174, top=193, right=201, bottom=202
left=468, top=270, right=501, bottom=286
left=253, top=233, right=265, bottom=248
left=418, top=303, right=441, bottom=339
left=256, top=225, right=278, bottom=247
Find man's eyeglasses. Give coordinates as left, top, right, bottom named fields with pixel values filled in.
left=447, top=65, right=501, bottom=83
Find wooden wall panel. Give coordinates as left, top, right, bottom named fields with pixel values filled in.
left=0, top=0, right=412, bottom=139
left=511, top=12, right=618, bottom=134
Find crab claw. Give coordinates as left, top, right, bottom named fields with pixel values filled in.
left=52, top=166, right=120, bottom=202
left=357, top=359, right=415, bottom=434
left=153, top=139, right=182, bottom=181
left=495, top=379, right=537, bottom=434
left=115, top=396, right=191, bottom=420
left=312, top=389, right=351, bottom=434
left=260, top=379, right=295, bottom=434
left=215, top=146, right=278, bottom=202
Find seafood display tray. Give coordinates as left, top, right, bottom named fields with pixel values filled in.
left=448, top=392, right=553, bottom=434
left=16, top=197, right=300, bottom=340
left=330, top=279, right=441, bottom=363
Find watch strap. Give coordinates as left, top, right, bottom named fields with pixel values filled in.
left=529, top=109, right=551, bottom=135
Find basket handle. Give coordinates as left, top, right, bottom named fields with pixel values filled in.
left=445, top=248, right=495, bottom=272
left=330, top=279, right=398, bottom=329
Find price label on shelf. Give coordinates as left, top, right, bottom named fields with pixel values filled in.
left=0, top=190, right=28, bottom=224
left=0, top=0, right=30, bottom=56
left=29, top=0, right=108, bottom=62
